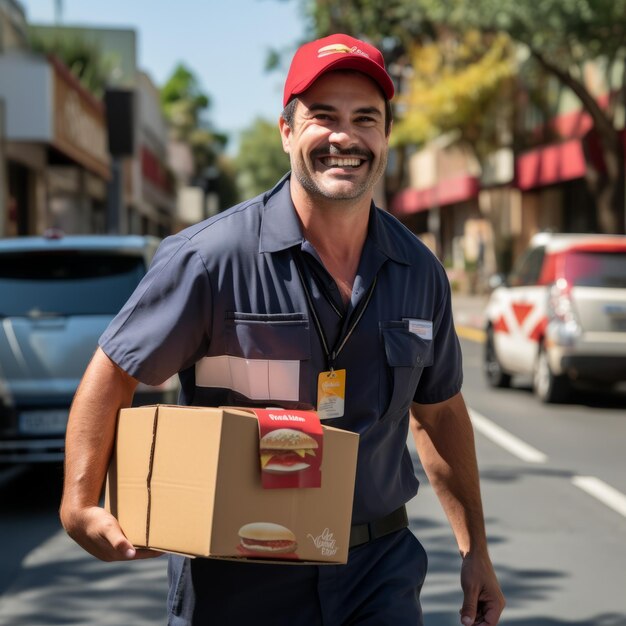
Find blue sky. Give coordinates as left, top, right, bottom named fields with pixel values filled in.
left=19, top=0, right=307, bottom=152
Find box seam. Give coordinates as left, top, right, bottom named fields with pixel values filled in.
left=145, top=404, right=161, bottom=548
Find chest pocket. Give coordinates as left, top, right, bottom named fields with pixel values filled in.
left=195, top=312, right=310, bottom=403
left=225, top=312, right=310, bottom=359
left=380, top=321, right=434, bottom=420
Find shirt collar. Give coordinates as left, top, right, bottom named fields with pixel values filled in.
left=259, top=174, right=304, bottom=254
left=259, top=173, right=411, bottom=266
left=367, top=202, right=412, bottom=266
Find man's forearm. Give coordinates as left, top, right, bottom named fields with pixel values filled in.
left=61, top=348, right=137, bottom=519
left=410, top=394, right=487, bottom=556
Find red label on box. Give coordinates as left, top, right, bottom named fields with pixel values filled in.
left=250, top=409, right=323, bottom=489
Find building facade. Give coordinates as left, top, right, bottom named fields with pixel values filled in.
left=390, top=54, right=626, bottom=291
left=0, top=50, right=110, bottom=236
left=0, top=6, right=177, bottom=238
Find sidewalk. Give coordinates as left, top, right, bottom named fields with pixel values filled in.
left=451, top=292, right=489, bottom=332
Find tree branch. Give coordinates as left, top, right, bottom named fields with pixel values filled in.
left=528, top=46, right=620, bottom=152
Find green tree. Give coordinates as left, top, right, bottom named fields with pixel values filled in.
left=161, top=64, right=211, bottom=139
left=235, top=117, right=291, bottom=198
left=393, top=31, right=515, bottom=160
left=161, top=64, right=239, bottom=212
left=421, top=0, right=626, bottom=234
left=160, top=63, right=225, bottom=175
left=214, top=155, right=242, bottom=210
left=28, top=29, right=115, bottom=98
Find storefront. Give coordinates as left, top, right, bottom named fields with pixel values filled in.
left=0, top=51, right=110, bottom=235
left=126, top=71, right=176, bottom=236
left=515, top=137, right=598, bottom=254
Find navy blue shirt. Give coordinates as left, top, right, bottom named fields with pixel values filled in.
left=100, top=175, right=463, bottom=523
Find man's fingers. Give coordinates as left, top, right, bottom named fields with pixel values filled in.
left=476, top=602, right=502, bottom=626
left=461, top=595, right=504, bottom=626
left=460, top=597, right=477, bottom=626
left=96, top=515, right=137, bottom=560
left=133, top=549, right=165, bottom=560
left=461, top=616, right=476, bottom=626
left=103, top=521, right=162, bottom=560
left=63, top=506, right=165, bottom=562
left=459, top=553, right=505, bottom=626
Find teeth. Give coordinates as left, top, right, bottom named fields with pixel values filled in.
left=322, top=157, right=362, bottom=168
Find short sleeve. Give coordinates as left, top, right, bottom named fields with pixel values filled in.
left=98, top=235, right=212, bottom=385
left=412, top=276, right=463, bottom=404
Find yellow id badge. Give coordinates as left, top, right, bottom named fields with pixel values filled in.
left=317, top=369, right=346, bottom=420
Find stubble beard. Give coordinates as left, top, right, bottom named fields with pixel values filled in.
left=291, top=148, right=388, bottom=203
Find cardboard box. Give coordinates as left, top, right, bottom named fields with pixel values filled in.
left=105, top=405, right=359, bottom=564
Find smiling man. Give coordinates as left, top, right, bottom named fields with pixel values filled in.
left=61, top=34, right=504, bottom=626
left=281, top=71, right=388, bottom=203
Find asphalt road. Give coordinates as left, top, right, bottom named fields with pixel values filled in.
left=412, top=337, right=626, bottom=626
left=0, top=335, right=625, bottom=625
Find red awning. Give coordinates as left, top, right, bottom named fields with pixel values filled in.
left=391, top=175, right=479, bottom=217
left=516, top=139, right=587, bottom=190
left=518, top=128, right=626, bottom=191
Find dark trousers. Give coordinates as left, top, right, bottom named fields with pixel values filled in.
left=167, top=528, right=428, bottom=625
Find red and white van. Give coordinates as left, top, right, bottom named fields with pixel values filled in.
left=484, top=232, right=626, bottom=402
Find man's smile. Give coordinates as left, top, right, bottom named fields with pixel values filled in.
left=320, top=156, right=365, bottom=168
left=312, top=147, right=372, bottom=171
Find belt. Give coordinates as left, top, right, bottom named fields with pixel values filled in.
left=349, top=505, right=409, bottom=549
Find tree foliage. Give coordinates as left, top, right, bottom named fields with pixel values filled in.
left=393, top=31, right=515, bottom=157
left=160, top=64, right=226, bottom=176
left=423, top=0, right=626, bottom=68
left=235, top=118, right=291, bottom=198
left=28, top=30, right=115, bottom=98
left=420, top=0, right=626, bottom=121
left=307, top=0, right=434, bottom=59
left=265, top=0, right=434, bottom=80
left=161, top=64, right=211, bottom=139
left=160, top=64, right=239, bottom=211
left=418, top=0, right=626, bottom=233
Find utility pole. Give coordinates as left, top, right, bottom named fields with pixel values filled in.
left=54, top=0, right=63, bottom=24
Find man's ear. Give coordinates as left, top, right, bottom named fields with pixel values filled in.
left=278, top=116, right=291, bottom=154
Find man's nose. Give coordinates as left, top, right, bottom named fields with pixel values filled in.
left=327, top=118, right=357, bottom=146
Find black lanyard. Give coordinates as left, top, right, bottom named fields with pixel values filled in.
left=293, top=251, right=377, bottom=371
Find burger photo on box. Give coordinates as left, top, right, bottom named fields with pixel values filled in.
left=237, top=522, right=298, bottom=558
left=259, top=428, right=318, bottom=474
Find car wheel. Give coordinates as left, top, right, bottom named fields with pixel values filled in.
left=484, top=326, right=512, bottom=388
left=533, top=343, right=569, bottom=403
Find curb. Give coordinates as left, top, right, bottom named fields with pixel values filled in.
left=455, top=325, right=485, bottom=343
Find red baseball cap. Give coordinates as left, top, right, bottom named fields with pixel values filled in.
left=283, top=34, right=395, bottom=107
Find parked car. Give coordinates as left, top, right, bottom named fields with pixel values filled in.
left=483, top=232, right=626, bottom=402
left=0, top=233, right=179, bottom=463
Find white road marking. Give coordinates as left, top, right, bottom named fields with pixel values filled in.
left=468, top=409, right=548, bottom=464
left=468, top=408, right=626, bottom=520
left=572, top=476, right=626, bottom=519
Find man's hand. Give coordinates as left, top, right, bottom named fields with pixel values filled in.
left=60, top=349, right=160, bottom=562
left=61, top=504, right=163, bottom=562
left=459, top=551, right=505, bottom=625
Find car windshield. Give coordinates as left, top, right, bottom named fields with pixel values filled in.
left=564, top=250, right=626, bottom=288
left=0, top=251, right=145, bottom=316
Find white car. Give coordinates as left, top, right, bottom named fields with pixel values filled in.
left=483, top=232, right=626, bottom=402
